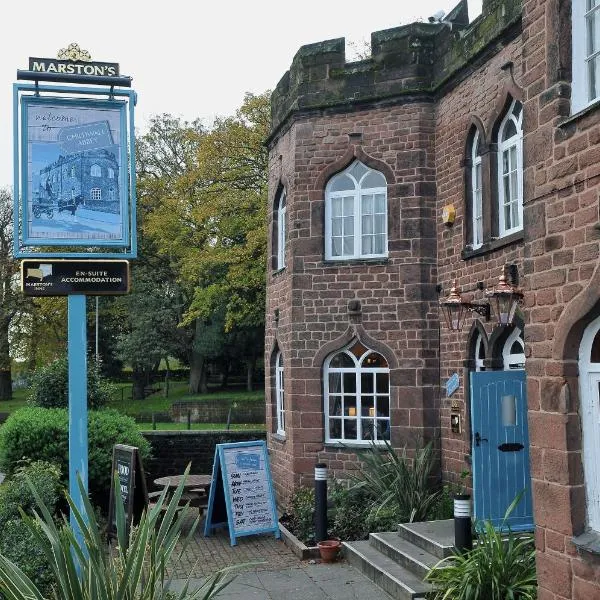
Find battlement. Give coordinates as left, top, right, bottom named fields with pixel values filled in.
left=270, top=0, right=521, bottom=138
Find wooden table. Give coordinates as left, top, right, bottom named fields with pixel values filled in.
left=153, top=474, right=212, bottom=511
left=153, top=474, right=212, bottom=493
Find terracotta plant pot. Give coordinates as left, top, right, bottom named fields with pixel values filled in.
left=317, top=539, right=341, bottom=563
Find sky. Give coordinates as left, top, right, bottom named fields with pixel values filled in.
left=0, top=0, right=483, bottom=190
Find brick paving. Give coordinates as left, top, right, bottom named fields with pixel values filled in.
left=167, top=524, right=299, bottom=578
left=166, top=518, right=394, bottom=599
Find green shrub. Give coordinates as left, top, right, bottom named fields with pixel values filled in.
left=286, top=486, right=315, bottom=544
left=426, top=496, right=537, bottom=600
left=328, top=482, right=370, bottom=541
left=0, top=460, right=63, bottom=527
left=0, top=469, right=238, bottom=600
left=0, top=407, right=150, bottom=510
left=0, top=460, right=63, bottom=595
left=349, top=439, right=442, bottom=524
left=28, top=355, right=113, bottom=409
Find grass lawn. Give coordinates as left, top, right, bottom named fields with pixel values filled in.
left=110, top=381, right=265, bottom=416
left=0, top=382, right=265, bottom=434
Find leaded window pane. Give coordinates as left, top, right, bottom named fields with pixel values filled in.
left=374, top=193, right=386, bottom=213
left=363, top=170, right=386, bottom=188
left=332, top=197, right=343, bottom=218
left=343, top=236, right=354, bottom=255
left=377, top=397, right=390, bottom=417
left=349, top=161, right=369, bottom=182
left=374, top=234, right=385, bottom=254
left=361, top=372, right=374, bottom=393
left=362, top=194, right=373, bottom=214
left=329, top=419, right=342, bottom=439
left=329, top=396, right=342, bottom=416
left=376, top=372, right=389, bottom=393
left=344, top=419, right=357, bottom=440
left=343, top=372, right=356, bottom=393
left=362, top=235, right=373, bottom=255
left=330, top=174, right=354, bottom=192
left=332, top=237, right=342, bottom=256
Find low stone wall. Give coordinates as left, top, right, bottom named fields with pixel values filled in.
left=141, top=430, right=267, bottom=491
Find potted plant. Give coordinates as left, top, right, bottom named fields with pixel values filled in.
left=317, top=538, right=341, bottom=562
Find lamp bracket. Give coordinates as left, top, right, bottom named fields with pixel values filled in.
left=467, top=302, right=490, bottom=321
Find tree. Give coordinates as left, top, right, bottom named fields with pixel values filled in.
left=0, top=189, right=29, bottom=400
left=143, top=93, right=270, bottom=391
left=115, top=261, right=188, bottom=400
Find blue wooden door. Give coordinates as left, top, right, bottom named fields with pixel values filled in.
left=470, top=370, right=533, bottom=531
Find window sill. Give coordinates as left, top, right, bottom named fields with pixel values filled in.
left=573, top=530, right=600, bottom=556
left=324, top=441, right=389, bottom=450
left=559, top=98, right=600, bottom=128
left=271, top=433, right=287, bottom=443
left=323, top=257, right=389, bottom=267
left=461, top=231, right=524, bottom=260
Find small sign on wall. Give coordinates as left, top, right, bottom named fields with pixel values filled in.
left=446, top=372, right=460, bottom=397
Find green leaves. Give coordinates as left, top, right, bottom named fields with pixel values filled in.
left=0, top=466, right=237, bottom=600
left=425, top=493, right=537, bottom=600
left=349, top=439, right=442, bottom=525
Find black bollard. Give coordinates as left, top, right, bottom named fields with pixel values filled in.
left=454, top=494, right=473, bottom=552
left=314, top=463, right=328, bottom=543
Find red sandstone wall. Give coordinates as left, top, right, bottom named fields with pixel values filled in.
left=521, top=0, right=600, bottom=596
left=435, top=38, right=524, bottom=488
left=266, top=103, right=441, bottom=506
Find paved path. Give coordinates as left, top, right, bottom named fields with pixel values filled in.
left=167, top=522, right=393, bottom=599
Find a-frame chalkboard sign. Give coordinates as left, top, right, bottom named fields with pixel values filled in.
left=107, top=444, right=149, bottom=539
left=204, top=440, right=280, bottom=546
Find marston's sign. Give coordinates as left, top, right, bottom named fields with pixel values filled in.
left=29, top=57, right=120, bottom=77
left=21, top=260, right=129, bottom=296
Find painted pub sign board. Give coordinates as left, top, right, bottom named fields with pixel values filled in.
left=204, top=440, right=280, bottom=546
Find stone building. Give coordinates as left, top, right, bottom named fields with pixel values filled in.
left=266, top=0, right=600, bottom=597
left=38, top=148, right=120, bottom=213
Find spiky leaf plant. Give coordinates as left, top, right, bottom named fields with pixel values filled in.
left=0, top=465, right=237, bottom=599
left=425, top=494, right=537, bottom=600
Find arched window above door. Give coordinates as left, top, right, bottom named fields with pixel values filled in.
left=502, top=327, right=525, bottom=370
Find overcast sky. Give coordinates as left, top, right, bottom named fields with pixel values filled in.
left=1, top=0, right=482, bottom=189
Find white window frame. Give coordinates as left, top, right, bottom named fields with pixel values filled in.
left=324, top=161, right=388, bottom=260
left=324, top=345, right=390, bottom=445
left=277, top=190, right=286, bottom=270
left=572, top=0, right=600, bottom=113
left=91, top=164, right=101, bottom=177
left=275, top=352, right=285, bottom=435
left=578, top=314, right=600, bottom=532
left=502, top=327, right=525, bottom=370
left=108, top=167, right=115, bottom=179
left=91, top=188, right=102, bottom=201
left=471, top=130, right=484, bottom=249
left=497, top=100, right=523, bottom=237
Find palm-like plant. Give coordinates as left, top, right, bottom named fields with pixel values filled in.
left=0, top=465, right=236, bottom=599
left=425, top=494, right=537, bottom=600
left=350, top=439, right=442, bottom=524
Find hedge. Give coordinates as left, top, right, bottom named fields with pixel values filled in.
left=0, top=407, right=151, bottom=510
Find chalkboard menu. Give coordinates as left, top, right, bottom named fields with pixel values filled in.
left=204, top=440, right=280, bottom=546
left=107, top=444, right=148, bottom=539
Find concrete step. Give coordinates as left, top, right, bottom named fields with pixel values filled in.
left=370, top=531, right=442, bottom=580
left=397, top=519, right=455, bottom=559
left=343, top=540, right=431, bottom=600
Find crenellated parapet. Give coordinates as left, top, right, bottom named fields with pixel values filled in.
left=269, top=0, right=522, bottom=140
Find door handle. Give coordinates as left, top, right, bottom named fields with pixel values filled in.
left=474, top=432, right=488, bottom=447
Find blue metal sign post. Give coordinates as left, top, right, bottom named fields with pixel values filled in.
left=13, top=47, right=137, bottom=567
left=68, top=295, right=88, bottom=548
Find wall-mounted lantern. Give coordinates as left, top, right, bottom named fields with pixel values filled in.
left=440, top=267, right=523, bottom=331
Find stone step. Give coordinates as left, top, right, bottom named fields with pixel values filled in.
left=370, top=531, right=442, bottom=580
left=397, top=520, right=455, bottom=559
left=343, top=540, right=431, bottom=600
